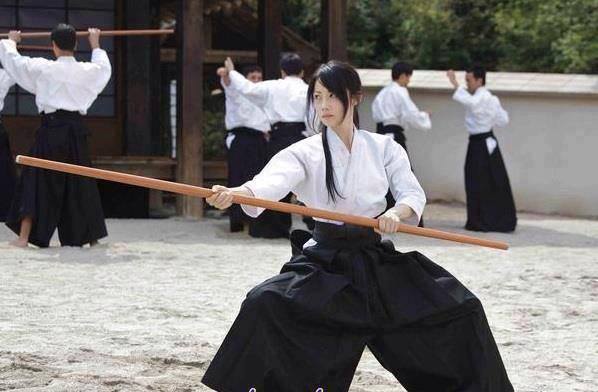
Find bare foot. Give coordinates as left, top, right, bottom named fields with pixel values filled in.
left=9, top=239, right=28, bottom=248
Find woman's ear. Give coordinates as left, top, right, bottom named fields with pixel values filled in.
left=352, top=92, right=363, bottom=106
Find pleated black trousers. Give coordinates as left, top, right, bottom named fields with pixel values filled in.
left=202, top=222, right=513, bottom=391
left=465, top=131, right=517, bottom=232
left=0, top=122, right=16, bottom=222
left=377, top=123, right=424, bottom=227
left=226, top=127, right=272, bottom=235
left=5, top=110, right=107, bottom=247
left=250, top=122, right=306, bottom=239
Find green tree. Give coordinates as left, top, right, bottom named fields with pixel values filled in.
left=494, top=0, right=598, bottom=73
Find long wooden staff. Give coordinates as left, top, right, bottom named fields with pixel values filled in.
left=16, top=45, right=52, bottom=51
left=16, top=155, right=509, bottom=250
left=1, top=29, right=174, bottom=39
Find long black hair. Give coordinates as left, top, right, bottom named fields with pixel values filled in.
left=306, top=61, right=362, bottom=203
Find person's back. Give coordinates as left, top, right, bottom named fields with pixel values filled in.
left=0, top=24, right=111, bottom=248
left=0, top=26, right=110, bottom=115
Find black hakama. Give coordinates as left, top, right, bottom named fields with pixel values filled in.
left=5, top=110, right=107, bottom=247
left=377, top=123, right=407, bottom=151
left=202, top=222, right=513, bottom=392
left=250, top=122, right=306, bottom=239
left=465, top=131, right=517, bottom=232
left=226, top=127, right=270, bottom=236
left=0, top=121, right=16, bottom=222
left=377, top=124, right=424, bottom=227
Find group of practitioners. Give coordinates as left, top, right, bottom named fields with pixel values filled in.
left=1, top=21, right=517, bottom=390
left=218, top=54, right=517, bottom=237
left=203, top=55, right=516, bottom=390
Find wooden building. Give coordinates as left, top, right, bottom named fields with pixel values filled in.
left=0, top=0, right=347, bottom=218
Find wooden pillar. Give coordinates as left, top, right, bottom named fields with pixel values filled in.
left=125, top=0, right=157, bottom=155
left=321, top=0, right=348, bottom=62
left=176, top=0, right=204, bottom=218
left=258, top=0, right=282, bottom=80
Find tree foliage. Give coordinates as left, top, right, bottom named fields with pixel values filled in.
left=284, top=0, right=598, bottom=73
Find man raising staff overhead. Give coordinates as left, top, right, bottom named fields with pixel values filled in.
left=447, top=66, right=517, bottom=232
left=0, top=25, right=111, bottom=248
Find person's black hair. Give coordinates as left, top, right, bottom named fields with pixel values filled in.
left=466, top=64, right=486, bottom=85
left=391, top=61, right=413, bottom=80
left=51, top=23, right=77, bottom=51
left=306, top=61, right=362, bottom=202
left=242, top=64, right=263, bottom=77
left=280, top=53, right=304, bottom=76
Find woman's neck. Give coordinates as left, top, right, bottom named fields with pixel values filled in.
left=329, top=121, right=355, bottom=152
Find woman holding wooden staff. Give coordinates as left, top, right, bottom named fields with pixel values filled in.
left=201, top=61, right=513, bottom=391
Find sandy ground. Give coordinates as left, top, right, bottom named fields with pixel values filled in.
left=0, top=203, right=596, bottom=391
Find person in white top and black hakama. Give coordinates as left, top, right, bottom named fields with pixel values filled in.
left=0, top=25, right=111, bottom=248
left=0, top=69, right=16, bottom=221
left=447, top=66, right=517, bottom=232
left=372, top=62, right=431, bottom=150
left=372, top=62, right=431, bottom=227
left=220, top=53, right=310, bottom=238
left=202, top=61, right=513, bottom=392
left=218, top=64, right=272, bottom=235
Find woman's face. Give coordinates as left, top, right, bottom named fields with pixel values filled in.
left=312, top=80, right=352, bottom=129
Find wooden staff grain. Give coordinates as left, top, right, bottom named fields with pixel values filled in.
left=15, top=155, right=509, bottom=250
left=1, top=29, right=174, bottom=39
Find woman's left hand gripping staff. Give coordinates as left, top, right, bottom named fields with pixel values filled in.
left=376, top=204, right=414, bottom=234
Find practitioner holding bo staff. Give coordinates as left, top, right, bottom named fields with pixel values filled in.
left=202, top=61, right=513, bottom=391
left=0, top=25, right=111, bottom=247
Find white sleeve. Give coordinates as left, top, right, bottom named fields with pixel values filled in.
left=371, top=93, right=382, bottom=123
left=384, top=139, right=426, bottom=225
left=491, top=96, right=509, bottom=128
left=0, top=69, right=15, bottom=100
left=86, top=48, right=112, bottom=94
left=228, top=70, right=272, bottom=107
left=241, top=147, right=307, bottom=217
left=452, top=86, right=484, bottom=109
left=0, top=39, right=50, bottom=94
left=400, top=90, right=431, bottom=131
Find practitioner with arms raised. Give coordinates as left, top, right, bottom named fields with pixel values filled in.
left=0, top=25, right=111, bottom=247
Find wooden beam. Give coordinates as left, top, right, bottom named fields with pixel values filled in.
left=258, top=0, right=282, bottom=79
left=321, top=0, right=348, bottom=62
left=176, top=0, right=204, bottom=218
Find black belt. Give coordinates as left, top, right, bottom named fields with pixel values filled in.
left=469, top=130, right=494, bottom=141
left=229, top=126, right=264, bottom=136
left=42, top=110, right=82, bottom=124
left=381, top=124, right=405, bottom=133
left=313, top=221, right=381, bottom=248
left=271, top=122, right=304, bottom=132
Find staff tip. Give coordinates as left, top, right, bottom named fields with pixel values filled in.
left=15, top=155, right=23, bottom=164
